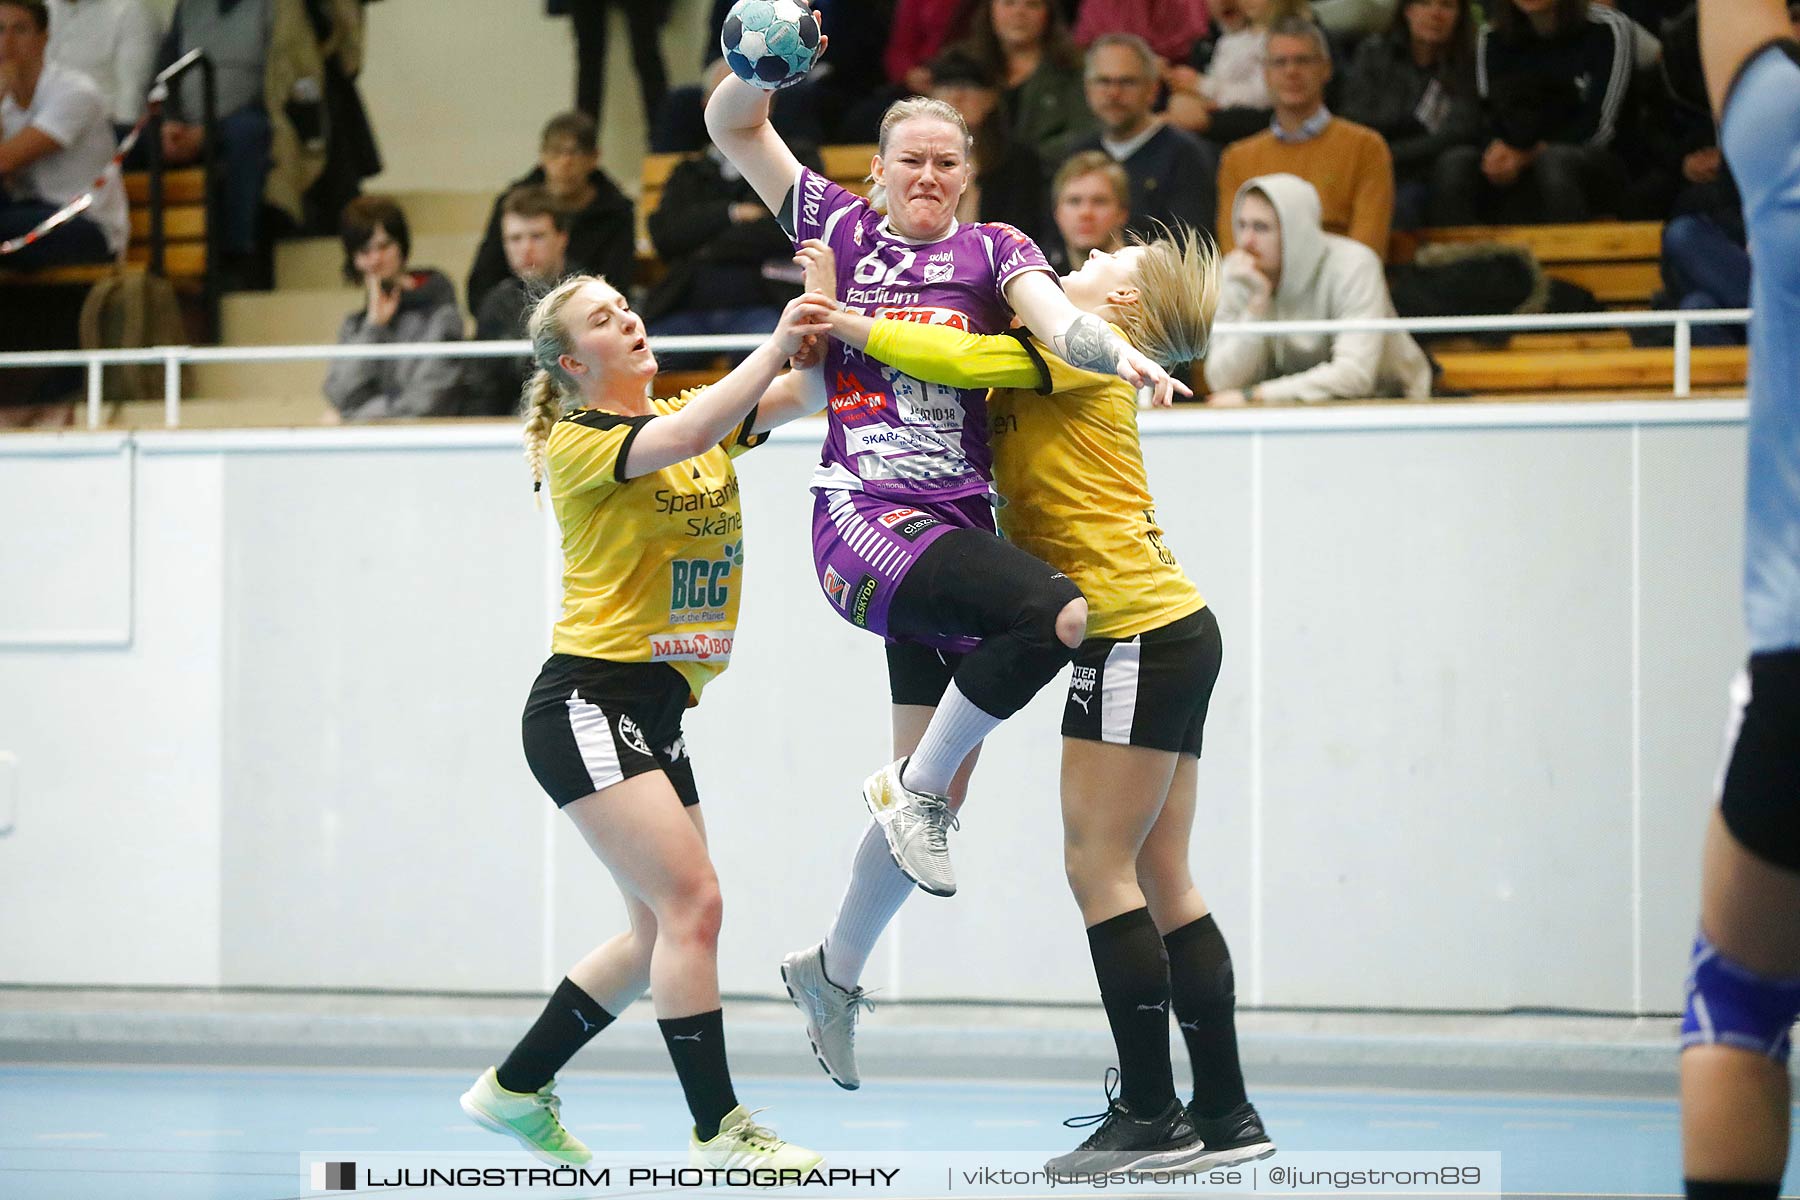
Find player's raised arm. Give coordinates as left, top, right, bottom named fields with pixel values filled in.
left=704, top=3, right=825, bottom=232
left=1699, top=0, right=1795, bottom=119
left=705, top=75, right=804, bottom=226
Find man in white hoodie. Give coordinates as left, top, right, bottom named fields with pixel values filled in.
left=1204, top=173, right=1431, bottom=405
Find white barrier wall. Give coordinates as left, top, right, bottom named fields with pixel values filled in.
left=0, top=403, right=1747, bottom=1012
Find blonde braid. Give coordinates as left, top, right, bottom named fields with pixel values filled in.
left=522, top=369, right=563, bottom=496
left=518, top=274, right=602, bottom=497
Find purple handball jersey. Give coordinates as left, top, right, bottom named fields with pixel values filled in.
left=794, top=166, right=1055, bottom=504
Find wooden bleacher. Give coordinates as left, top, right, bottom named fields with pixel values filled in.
left=0, top=167, right=209, bottom=290
left=1396, top=220, right=1748, bottom=394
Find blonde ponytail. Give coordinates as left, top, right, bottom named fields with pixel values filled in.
left=517, top=274, right=604, bottom=497
left=1115, top=224, right=1221, bottom=370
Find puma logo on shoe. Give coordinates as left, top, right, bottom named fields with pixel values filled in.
left=671, top=1032, right=704, bottom=1043
left=572, top=1009, right=598, bottom=1033
left=1136, top=1001, right=1168, bottom=1013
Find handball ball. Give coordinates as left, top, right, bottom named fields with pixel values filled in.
left=722, top=0, right=821, bottom=91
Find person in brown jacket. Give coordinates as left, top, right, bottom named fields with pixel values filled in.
left=1215, top=14, right=1394, bottom=259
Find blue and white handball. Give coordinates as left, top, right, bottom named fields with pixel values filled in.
left=721, top=0, right=821, bottom=91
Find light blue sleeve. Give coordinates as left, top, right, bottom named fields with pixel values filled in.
left=1721, top=44, right=1800, bottom=225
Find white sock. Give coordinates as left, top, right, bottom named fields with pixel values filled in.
left=901, top=680, right=1002, bottom=795
left=822, top=822, right=916, bottom=989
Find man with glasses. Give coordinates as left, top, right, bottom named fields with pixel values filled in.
left=1216, top=15, right=1394, bottom=258
left=1067, top=32, right=1217, bottom=241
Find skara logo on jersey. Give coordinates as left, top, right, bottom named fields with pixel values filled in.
left=669, top=542, right=742, bottom=623
left=802, top=171, right=827, bottom=231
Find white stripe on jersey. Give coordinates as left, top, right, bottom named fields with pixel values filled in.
left=1100, top=641, right=1143, bottom=745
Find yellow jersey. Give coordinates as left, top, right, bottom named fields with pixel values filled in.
left=546, top=389, right=767, bottom=701
left=865, top=321, right=1205, bottom=640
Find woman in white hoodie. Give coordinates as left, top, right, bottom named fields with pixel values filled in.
left=1204, top=172, right=1432, bottom=404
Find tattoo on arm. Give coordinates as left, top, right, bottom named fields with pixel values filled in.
left=1055, top=315, right=1122, bottom=375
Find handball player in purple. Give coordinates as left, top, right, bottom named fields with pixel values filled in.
left=706, top=15, right=1188, bottom=1088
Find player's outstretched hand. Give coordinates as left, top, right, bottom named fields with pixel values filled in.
left=795, top=239, right=838, bottom=304
left=773, top=291, right=837, bottom=359
left=1117, top=345, right=1190, bottom=408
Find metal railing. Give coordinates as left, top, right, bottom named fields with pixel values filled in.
left=0, top=308, right=1753, bottom=431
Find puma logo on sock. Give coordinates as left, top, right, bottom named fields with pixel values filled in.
left=671, top=1032, right=704, bottom=1043
left=1136, top=1001, right=1168, bottom=1013
left=1178, top=1019, right=1202, bottom=1031
left=572, top=1009, right=598, bottom=1033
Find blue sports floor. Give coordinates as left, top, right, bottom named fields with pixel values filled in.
left=0, top=1065, right=1791, bottom=1199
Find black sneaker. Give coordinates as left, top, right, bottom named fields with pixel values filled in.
left=1045, top=1069, right=1209, bottom=1179
left=1186, top=1099, right=1276, bottom=1167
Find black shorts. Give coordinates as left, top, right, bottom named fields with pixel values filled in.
left=521, top=655, right=700, bottom=808
left=1063, top=607, right=1222, bottom=756
left=886, top=641, right=964, bottom=707
left=1720, top=648, right=1800, bottom=870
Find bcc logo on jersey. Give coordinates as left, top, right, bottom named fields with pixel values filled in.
left=670, top=541, right=742, bottom=623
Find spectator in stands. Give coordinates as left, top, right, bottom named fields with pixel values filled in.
left=1067, top=33, right=1217, bottom=240
left=1045, top=149, right=1129, bottom=271
left=158, top=0, right=327, bottom=286
left=299, top=0, right=381, bottom=237
left=952, top=0, right=1094, bottom=161
left=1165, top=0, right=1317, bottom=148
left=466, top=111, right=634, bottom=320
left=324, top=194, right=468, bottom=421
left=642, top=60, right=820, bottom=369
left=44, top=0, right=159, bottom=142
left=551, top=0, right=669, bottom=131
left=798, top=0, right=892, bottom=143
left=1657, top=212, right=1747, bottom=346
left=469, top=187, right=569, bottom=415
left=1071, top=0, right=1209, bottom=67
left=1427, top=0, right=1634, bottom=226
left=1205, top=173, right=1431, bottom=404
left=0, top=0, right=128, bottom=269
left=1338, top=0, right=1479, bottom=231
left=928, top=48, right=1050, bottom=245
left=1216, top=17, right=1394, bottom=257
left=887, top=0, right=970, bottom=96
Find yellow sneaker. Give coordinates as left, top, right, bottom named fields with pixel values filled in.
left=459, top=1067, right=591, bottom=1166
left=690, top=1105, right=823, bottom=1171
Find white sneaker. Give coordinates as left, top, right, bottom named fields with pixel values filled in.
left=690, top=1104, right=823, bottom=1171
left=459, top=1067, right=592, bottom=1166
left=781, top=943, right=873, bottom=1090
left=862, top=758, right=958, bottom=896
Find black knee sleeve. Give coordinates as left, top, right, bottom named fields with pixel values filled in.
left=889, top=529, right=1084, bottom=719
left=1719, top=650, right=1800, bottom=872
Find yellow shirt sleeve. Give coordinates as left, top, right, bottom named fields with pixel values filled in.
left=547, top=411, right=651, bottom=500
left=866, top=321, right=1050, bottom=391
